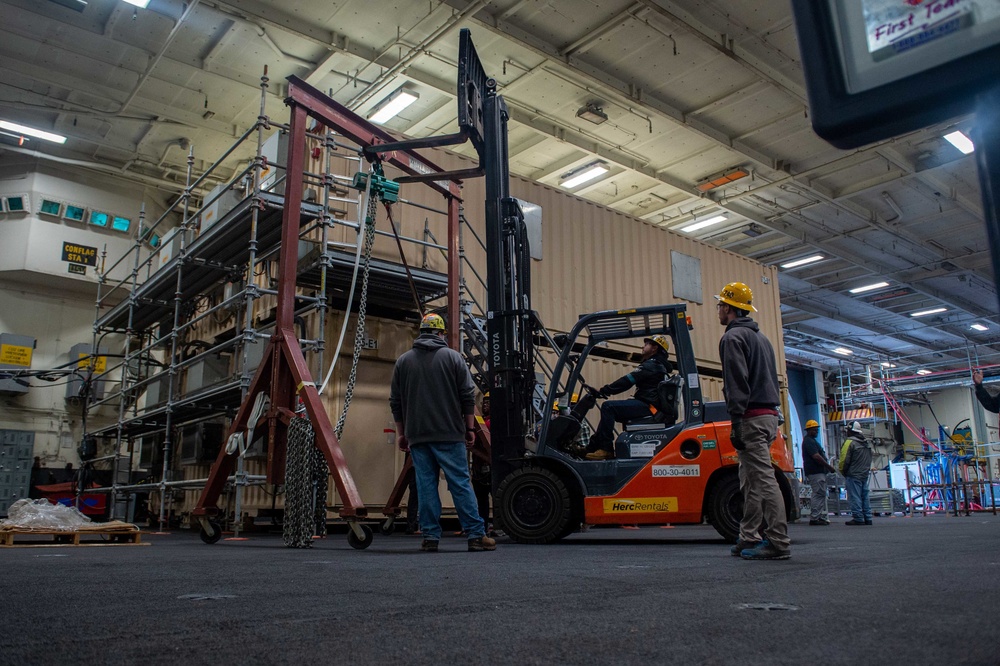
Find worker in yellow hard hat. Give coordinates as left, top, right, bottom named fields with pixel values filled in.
left=715, top=281, right=789, bottom=560
left=801, top=418, right=837, bottom=525
left=583, top=334, right=673, bottom=460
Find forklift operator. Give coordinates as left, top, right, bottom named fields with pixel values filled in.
left=583, top=335, right=673, bottom=460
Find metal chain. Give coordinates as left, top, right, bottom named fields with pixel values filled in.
left=311, top=446, right=329, bottom=537
left=283, top=416, right=316, bottom=548
left=334, top=194, right=377, bottom=439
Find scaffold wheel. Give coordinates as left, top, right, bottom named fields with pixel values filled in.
left=379, top=518, right=395, bottom=536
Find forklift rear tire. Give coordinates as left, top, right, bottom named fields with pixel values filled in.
left=706, top=473, right=742, bottom=544
left=199, top=519, right=223, bottom=545
left=496, top=467, right=575, bottom=544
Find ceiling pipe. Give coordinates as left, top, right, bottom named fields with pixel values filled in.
left=254, top=25, right=316, bottom=69
left=881, top=191, right=904, bottom=222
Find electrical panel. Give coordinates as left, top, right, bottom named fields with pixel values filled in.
left=200, top=182, right=244, bottom=233
left=0, top=333, right=35, bottom=395
left=144, top=374, right=171, bottom=409
left=157, top=227, right=184, bottom=271
left=0, top=430, right=34, bottom=515
left=182, top=354, right=230, bottom=395
left=137, top=433, right=164, bottom=472
left=179, top=421, right=224, bottom=465
left=65, top=342, right=109, bottom=402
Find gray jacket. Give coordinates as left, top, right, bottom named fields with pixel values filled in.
left=389, top=333, right=476, bottom=445
left=839, top=434, right=873, bottom=480
left=718, top=317, right=781, bottom=417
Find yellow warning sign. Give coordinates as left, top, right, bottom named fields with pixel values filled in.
left=77, top=353, right=107, bottom=374
left=603, top=497, right=678, bottom=513
left=0, top=344, right=33, bottom=367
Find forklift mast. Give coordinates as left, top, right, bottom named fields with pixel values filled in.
left=481, top=75, right=535, bottom=488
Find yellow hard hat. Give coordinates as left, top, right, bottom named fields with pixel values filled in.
left=714, top=281, right=757, bottom=312
left=644, top=334, right=670, bottom=354
left=804, top=419, right=820, bottom=429
left=419, top=313, right=446, bottom=331
left=482, top=391, right=489, bottom=399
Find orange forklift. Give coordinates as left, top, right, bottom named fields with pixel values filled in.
left=491, top=304, right=799, bottom=543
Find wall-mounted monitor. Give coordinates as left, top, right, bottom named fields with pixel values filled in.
left=89, top=211, right=109, bottom=228
left=63, top=205, right=86, bottom=222
left=792, top=0, right=1000, bottom=148
left=111, top=216, right=131, bottom=233
left=39, top=199, right=62, bottom=217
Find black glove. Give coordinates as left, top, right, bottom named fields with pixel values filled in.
left=599, top=385, right=611, bottom=399
left=730, top=419, right=745, bottom=451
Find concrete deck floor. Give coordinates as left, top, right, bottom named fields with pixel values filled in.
left=2, top=513, right=997, bottom=665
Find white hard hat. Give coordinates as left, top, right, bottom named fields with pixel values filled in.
left=851, top=421, right=863, bottom=433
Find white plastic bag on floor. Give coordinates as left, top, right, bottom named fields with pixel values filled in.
left=1, top=498, right=91, bottom=531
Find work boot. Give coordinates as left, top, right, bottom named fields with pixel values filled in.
left=420, top=539, right=439, bottom=552
left=864, top=520, right=873, bottom=525
left=808, top=519, right=830, bottom=526
left=740, top=540, right=791, bottom=560
left=468, top=535, right=497, bottom=552
left=584, top=449, right=613, bottom=461
left=730, top=539, right=761, bottom=556
left=845, top=519, right=865, bottom=525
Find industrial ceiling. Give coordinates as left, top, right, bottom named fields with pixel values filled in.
left=0, top=0, right=996, bottom=375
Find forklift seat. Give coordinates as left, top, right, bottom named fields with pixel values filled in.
left=623, top=375, right=683, bottom=431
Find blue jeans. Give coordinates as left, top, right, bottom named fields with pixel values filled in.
left=845, top=476, right=872, bottom=522
left=591, top=399, right=653, bottom=451
left=409, top=442, right=485, bottom=541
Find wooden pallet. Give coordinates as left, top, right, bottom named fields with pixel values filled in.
left=0, top=528, right=147, bottom=547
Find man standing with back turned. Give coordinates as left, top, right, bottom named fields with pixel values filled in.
left=715, top=281, right=791, bottom=561
left=389, top=313, right=496, bottom=553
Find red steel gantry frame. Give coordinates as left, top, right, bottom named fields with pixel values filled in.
left=192, top=77, right=464, bottom=537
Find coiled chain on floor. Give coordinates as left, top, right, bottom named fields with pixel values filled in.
left=283, top=416, right=316, bottom=548
left=334, top=194, right=377, bottom=440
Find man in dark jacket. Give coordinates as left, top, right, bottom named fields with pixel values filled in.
left=584, top=334, right=673, bottom=460
left=839, top=421, right=874, bottom=526
left=389, top=313, right=496, bottom=552
left=802, top=420, right=837, bottom=525
left=715, top=281, right=790, bottom=561
left=972, top=370, right=1000, bottom=413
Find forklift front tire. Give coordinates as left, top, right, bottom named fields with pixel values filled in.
left=496, top=467, right=575, bottom=544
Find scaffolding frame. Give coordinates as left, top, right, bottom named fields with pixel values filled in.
left=82, top=71, right=459, bottom=542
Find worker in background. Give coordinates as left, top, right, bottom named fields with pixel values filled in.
left=471, top=391, right=492, bottom=533
left=583, top=335, right=673, bottom=461
left=972, top=370, right=999, bottom=413
left=389, top=313, right=496, bottom=553
left=715, top=281, right=791, bottom=561
left=839, top=421, right=873, bottom=526
left=802, top=419, right=837, bottom=525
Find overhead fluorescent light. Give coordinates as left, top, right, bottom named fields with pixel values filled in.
left=943, top=130, right=975, bottom=155
left=833, top=347, right=853, bottom=355
left=48, top=0, right=88, bottom=11
left=916, top=369, right=932, bottom=376
left=122, top=0, right=150, bottom=7
left=971, top=323, right=989, bottom=331
left=576, top=103, right=608, bottom=125
left=681, top=215, right=727, bottom=233
left=368, top=87, right=419, bottom=125
left=0, top=120, right=67, bottom=144
left=880, top=362, right=896, bottom=368
left=781, top=254, right=824, bottom=269
left=560, top=162, right=609, bottom=189
left=910, top=307, right=947, bottom=317
left=849, top=281, right=890, bottom=294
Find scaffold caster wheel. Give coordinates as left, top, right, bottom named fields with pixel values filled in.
left=199, top=519, right=223, bottom=545
left=347, top=524, right=373, bottom=550
left=379, top=518, right=395, bottom=536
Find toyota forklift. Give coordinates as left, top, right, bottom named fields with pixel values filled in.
left=455, top=29, right=798, bottom=544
